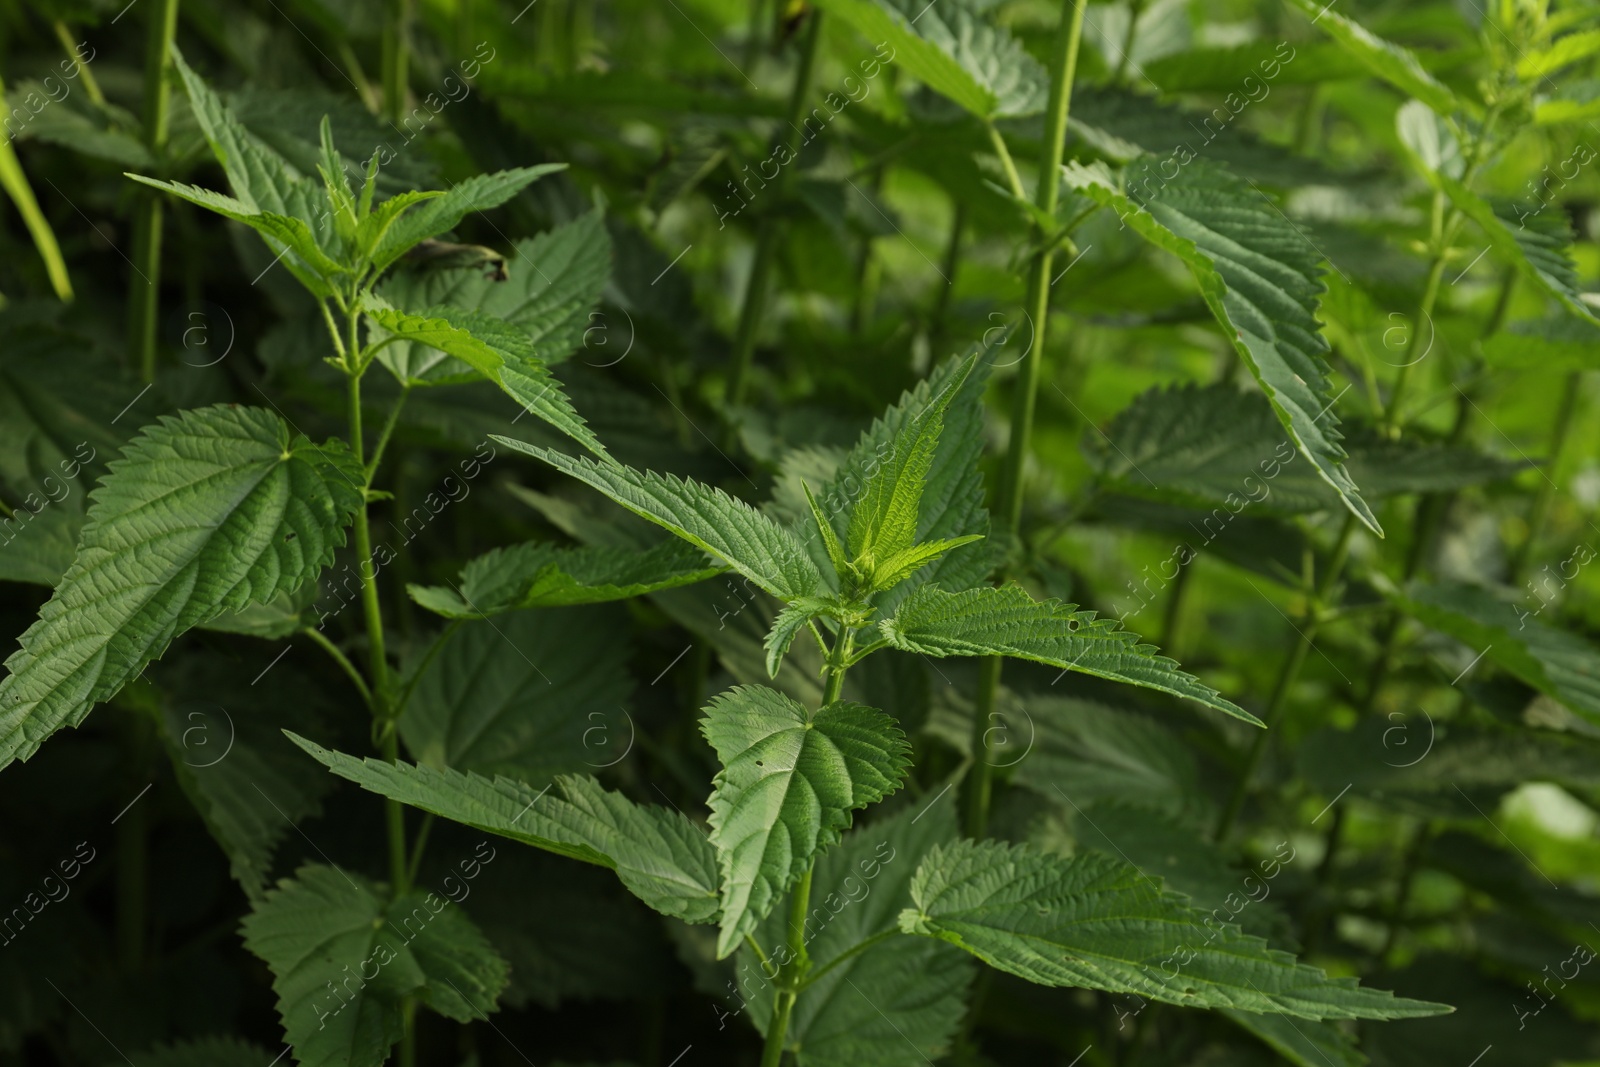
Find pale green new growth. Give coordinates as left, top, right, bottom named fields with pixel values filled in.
left=240, top=864, right=508, bottom=1067
left=1063, top=159, right=1380, bottom=536
left=701, top=685, right=910, bottom=956
left=408, top=538, right=723, bottom=618
left=288, top=734, right=721, bottom=923
left=900, top=839, right=1453, bottom=1019
left=0, top=406, right=362, bottom=771
left=881, top=584, right=1257, bottom=723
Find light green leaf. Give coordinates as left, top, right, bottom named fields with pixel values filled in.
left=240, top=864, right=508, bottom=1067
left=701, top=685, right=910, bottom=956
left=810, top=0, right=1046, bottom=118
left=899, top=839, right=1452, bottom=1019
left=1086, top=383, right=1527, bottom=514
left=1286, top=0, right=1459, bottom=115
left=0, top=406, right=362, bottom=772
left=880, top=584, right=1256, bottom=723
left=1401, top=581, right=1600, bottom=726
left=1518, top=28, right=1600, bottom=80
left=801, top=480, right=850, bottom=578
left=377, top=208, right=610, bottom=368
left=368, top=165, right=567, bottom=274
left=408, top=538, right=722, bottom=618
left=763, top=597, right=831, bottom=679
left=288, top=734, right=721, bottom=922
left=493, top=444, right=823, bottom=602
left=398, top=606, right=631, bottom=781
left=1063, top=159, right=1379, bottom=536
left=867, top=536, right=984, bottom=592
left=365, top=304, right=606, bottom=457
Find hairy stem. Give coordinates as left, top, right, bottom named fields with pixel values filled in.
left=727, top=11, right=825, bottom=409
left=964, top=0, right=1087, bottom=841
left=128, top=0, right=181, bottom=381
left=1214, top=513, right=1357, bottom=843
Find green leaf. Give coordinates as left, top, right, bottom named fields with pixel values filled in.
left=288, top=734, right=721, bottom=922
left=493, top=445, right=824, bottom=602
left=158, top=657, right=335, bottom=899
left=0, top=406, right=362, bottom=772
left=1400, top=581, right=1600, bottom=726
left=866, top=536, right=985, bottom=592
left=1517, top=28, right=1600, bottom=80
left=1299, top=716, right=1600, bottom=820
left=1062, top=159, right=1379, bottom=536
left=368, top=165, right=567, bottom=274
left=763, top=597, right=831, bottom=679
left=801, top=480, right=850, bottom=578
left=1087, top=383, right=1527, bottom=514
left=846, top=353, right=973, bottom=573
left=240, top=864, right=508, bottom=1067
left=398, top=606, right=632, bottom=781
left=377, top=208, right=611, bottom=369
left=408, top=538, right=721, bottom=618
left=899, top=839, right=1452, bottom=1019
left=810, top=0, right=1046, bottom=119
left=738, top=792, right=975, bottom=1065
left=880, top=584, right=1256, bottom=723
left=1286, top=0, right=1459, bottom=115
left=701, top=685, right=910, bottom=956
left=365, top=304, right=606, bottom=457
left=1485, top=313, right=1600, bottom=371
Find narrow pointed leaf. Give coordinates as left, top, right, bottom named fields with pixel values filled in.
left=702, top=685, right=910, bottom=956
left=869, top=536, right=985, bottom=592
left=1064, top=159, right=1379, bottom=535
left=900, top=839, right=1452, bottom=1019
left=0, top=406, right=362, bottom=772
left=408, top=538, right=722, bottom=618
left=369, top=165, right=566, bottom=274
left=763, top=598, right=832, bottom=678
left=288, top=734, right=720, bottom=922
left=880, top=584, right=1255, bottom=723
left=492, top=444, right=823, bottom=601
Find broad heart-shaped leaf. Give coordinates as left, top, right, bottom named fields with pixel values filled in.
left=1063, top=159, right=1379, bottom=536
left=1400, top=581, right=1600, bottom=726
left=368, top=165, right=566, bottom=274
left=408, top=538, right=722, bottom=618
left=365, top=305, right=606, bottom=458
left=1086, top=383, right=1527, bottom=515
left=377, top=208, right=610, bottom=372
left=737, top=792, right=974, bottom=1066
left=811, top=0, right=1045, bottom=119
left=1298, top=715, right=1600, bottom=820
left=701, top=685, right=911, bottom=957
left=0, top=406, right=362, bottom=772
left=1286, top=0, right=1459, bottom=116
left=899, top=839, right=1451, bottom=1019
left=791, top=347, right=994, bottom=606
left=880, top=584, right=1256, bottom=724
left=288, top=734, right=721, bottom=922
left=398, top=606, right=631, bottom=781
left=495, top=444, right=824, bottom=602
left=240, top=864, right=508, bottom=1067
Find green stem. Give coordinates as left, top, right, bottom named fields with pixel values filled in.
left=986, top=121, right=1027, bottom=202
left=128, top=0, right=181, bottom=381
left=1381, top=211, right=1451, bottom=434
left=964, top=0, right=1086, bottom=842
left=798, top=928, right=897, bottom=989
left=726, top=11, right=825, bottom=409
left=301, top=627, right=375, bottom=709
left=54, top=21, right=104, bottom=105
left=381, top=0, right=410, bottom=123
left=365, top=386, right=410, bottom=480
left=929, top=201, right=966, bottom=352
left=1160, top=560, right=1195, bottom=663
left=1214, top=513, right=1358, bottom=844
left=1509, top=370, right=1583, bottom=584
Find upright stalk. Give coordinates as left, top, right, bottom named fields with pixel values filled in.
left=964, top=0, right=1086, bottom=840
left=1214, top=513, right=1357, bottom=843
left=726, top=12, right=825, bottom=409
left=1509, top=370, right=1584, bottom=584
left=382, top=0, right=410, bottom=123
left=760, top=626, right=853, bottom=1066
left=128, top=0, right=181, bottom=382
